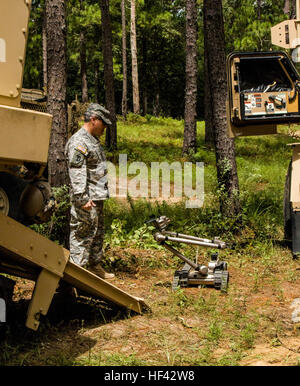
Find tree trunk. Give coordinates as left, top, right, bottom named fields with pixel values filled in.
left=183, top=0, right=198, bottom=155
left=257, top=0, right=261, bottom=19
left=203, top=0, right=241, bottom=218
left=153, top=91, right=160, bottom=117
left=130, top=0, right=140, bottom=114
left=79, top=0, right=88, bottom=103
left=290, top=0, right=296, bottom=18
left=284, top=0, right=290, bottom=14
left=143, top=92, right=148, bottom=115
left=94, top=58, right=100, bottom=104
left=42, top=8, right=47, bottom=92
left=204, top=29, right=214, bottom=146
left=46, top=0, right=68, bottom=187
left=121, top=0, right=128, bottom=118
left=80, top=30, right=88, bottom=103
left=152, top=64, right=160, bottom=116
left=100, top=0, right=117, bottom=150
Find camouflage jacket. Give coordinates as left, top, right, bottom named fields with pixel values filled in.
left=65, top=127, right=109, bottom=206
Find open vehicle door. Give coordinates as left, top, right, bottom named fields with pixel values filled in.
left=227, top=51, right=300, bottom=138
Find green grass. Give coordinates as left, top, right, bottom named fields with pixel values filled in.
left=106, top=118, right=295, bottom=240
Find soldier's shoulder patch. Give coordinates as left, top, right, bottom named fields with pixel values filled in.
left=75, top=144, right=88, bottom=156
left=70, top=149, right=86, bottom=167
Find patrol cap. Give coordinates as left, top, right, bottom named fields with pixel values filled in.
left=85, top=103, right=112, bottom=125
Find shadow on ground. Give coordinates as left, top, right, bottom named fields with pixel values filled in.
left=0, top=292, right=136, bottom=365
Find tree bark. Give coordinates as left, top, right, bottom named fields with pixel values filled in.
left=130, top=0, right=140, bottom=114
left=46, top=0, right=68, bottom=187
left=100, top=0, right=117, bottom=150
left=141, top=29, right=148, bottom=116
left=284, top=0, right=290, bottom=14
left=80, top=0, right=88, bottom=103
left=153, top=90, right=160, bottom=117
left=121, top=0, right=128, bottom=119
left=257, top=0, right=261, bottom=19
left=290, top=0, right=296, bottom=18
left=152, top=65, right=160, bottom=116
left=143, top=92, right=148, bottom=115
left=80, top=30, right=88, bottom=103
left=42, top=8, right=47, bottom=92
left=203, top=0, right=241, bottom=218
left=94, top=58, right=100, bottom=104
left=183, top=0, right=198, bottom=155
left=204, top=31, right=214, bottom=146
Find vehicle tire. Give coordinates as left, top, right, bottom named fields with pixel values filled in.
left=283, top=161, right=292, bottom=241
left=0, top=172, right=27, bottom=221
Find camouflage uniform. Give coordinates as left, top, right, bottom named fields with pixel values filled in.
left=65, top=125, right=109, bottom=267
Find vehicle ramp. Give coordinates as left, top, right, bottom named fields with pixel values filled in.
left=0, top=212, right=148, bottom=330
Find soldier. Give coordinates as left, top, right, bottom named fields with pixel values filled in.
left=65, top=103, right=114, bottom=279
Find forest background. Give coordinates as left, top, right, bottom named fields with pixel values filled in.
left=24, top=0, right=290, bottom=120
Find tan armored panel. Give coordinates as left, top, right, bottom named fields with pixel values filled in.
left=271, top=20, right=300, bottom=49
left=226, top=99, right=277, bottom=138
left=288, top=143, right=300, bottom=211
left=0, top=0, right=32, bottom=107
left=0, top=105, right=52, bottom=164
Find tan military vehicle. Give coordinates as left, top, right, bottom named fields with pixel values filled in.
left=226, top=1, right=300, bottom=257
left=0, top=0, right=147, bottom=329
left=0, top=0, right=52, bottom=224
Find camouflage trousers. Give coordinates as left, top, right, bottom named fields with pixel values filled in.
left=69, top=200, right=104, bottom=267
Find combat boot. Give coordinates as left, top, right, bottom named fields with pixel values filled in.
left=89, top=264, right=115, bottom=280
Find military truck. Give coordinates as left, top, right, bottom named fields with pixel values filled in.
left=0, top=0, right=52, bottom=224
left=0, top=0, right=147, bottom=330
left=226, top=1, right=300, bottom=257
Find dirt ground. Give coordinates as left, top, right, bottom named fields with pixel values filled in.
left=3, top=244, right=300, bottom=367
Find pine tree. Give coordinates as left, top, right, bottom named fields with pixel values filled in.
left=130, top=0, right=140, bottom=114
left=80, top=0, right=88, bottom=103
left=46, top=0, right=68, bottom=187
left=121, top=0, right=128, bottom=118
left=204, top=0, right=241, bottom=217
left=100, top=0, right=117, bottom=150
left=183, top=0, right=198, bottom=155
